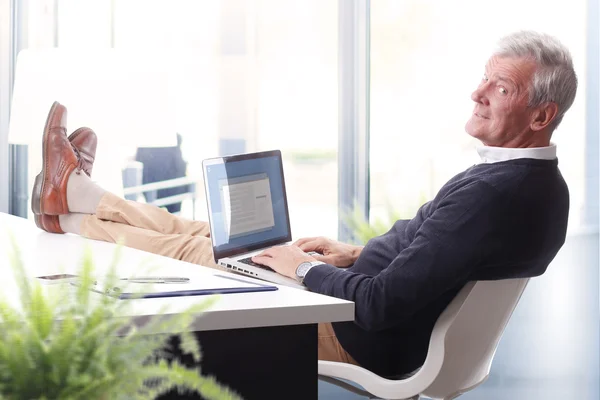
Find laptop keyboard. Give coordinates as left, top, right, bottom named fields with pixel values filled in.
left=238, top=257, right=274, bottom=272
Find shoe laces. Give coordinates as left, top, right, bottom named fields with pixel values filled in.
left=71, top=144, right=86, bottom=175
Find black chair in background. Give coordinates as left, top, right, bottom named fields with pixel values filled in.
left=135, top=134, right=189, bottom=214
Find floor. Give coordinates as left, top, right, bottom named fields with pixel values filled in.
left=318, top=231, right=600, bottom=399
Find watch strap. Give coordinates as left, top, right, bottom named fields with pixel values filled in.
left=296, top=261, right=326, bottom=284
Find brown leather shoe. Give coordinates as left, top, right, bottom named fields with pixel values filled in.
left=31, top=101, right=84, bottom=219
left=69, top=127, right=97, bottom=176
left=34, top=126, right=97, bottom=233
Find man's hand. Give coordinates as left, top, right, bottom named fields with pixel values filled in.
left=293, top=237, right=363, bottom=267
left=252, top=245, right=317, bottom=280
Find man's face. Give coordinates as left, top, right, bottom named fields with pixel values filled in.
left=465, top=56, right=538, bottom=147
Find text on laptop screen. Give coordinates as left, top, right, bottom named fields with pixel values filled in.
left=205, top=155, right=290, bottom=254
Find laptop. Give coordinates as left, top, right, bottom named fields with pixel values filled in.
left=202, top=150, right=305, bottom=289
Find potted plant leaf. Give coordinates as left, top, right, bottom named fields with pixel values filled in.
left=344, top=194, right=428, bottom=245
left=0, top=236, right=242, bottom=400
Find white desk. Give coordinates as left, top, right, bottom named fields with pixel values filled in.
left=0, top=212, right=354, bottom=399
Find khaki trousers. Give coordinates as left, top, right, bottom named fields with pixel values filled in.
left=81, top=192, right=221, bottom=269
left=318, top=323, right=360, bottom=365
left=80, top=192, right=358, bottom=365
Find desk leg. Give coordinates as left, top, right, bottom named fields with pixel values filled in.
left=159, top=323, right=318, bottom=400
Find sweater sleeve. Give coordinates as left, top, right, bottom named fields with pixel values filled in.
left=303, top=181, right=501, bottom=332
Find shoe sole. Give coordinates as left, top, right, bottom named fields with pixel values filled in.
left=33, top=213, right=43, bottom=229
left=31, top=101, right=60, bottom=216
left=33, top=213, right=64, bottom=234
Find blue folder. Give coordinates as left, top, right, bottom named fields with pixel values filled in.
left=79, top=274, right=278, bottom=299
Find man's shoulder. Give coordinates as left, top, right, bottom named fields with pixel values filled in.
left=437, top=160, right=568, bottom=216
left=438, top=162, right=542, bottom=205
left=460, top=159, right=560, bottom=188
left=440, top=166, right=508, bottom=199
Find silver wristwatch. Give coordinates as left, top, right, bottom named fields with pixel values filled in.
left=295, top=261, right=325, bottom=284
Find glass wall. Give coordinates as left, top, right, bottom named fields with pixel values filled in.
left=0, top=0, right=11, bottom=214
left=370, top=0, right=587, bottom=230
left=364, top=1, right=598, bottom=399
left=20, top=0, right=339, bottom=238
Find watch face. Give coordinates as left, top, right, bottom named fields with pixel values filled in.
left=296, top=262, right=312, bottom=278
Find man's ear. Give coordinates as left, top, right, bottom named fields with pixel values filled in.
left=531, top=102, right=559, bottom=131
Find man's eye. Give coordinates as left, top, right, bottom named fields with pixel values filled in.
left=498, top=87, right=507, bottom=95
left=482, top=74, right=489, bottom=82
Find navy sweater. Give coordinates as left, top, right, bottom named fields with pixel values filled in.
left=304, top=158, right=569, bottom=377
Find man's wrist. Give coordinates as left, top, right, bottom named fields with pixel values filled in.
left=295, top=261, right=326, bottom=283
left=352, top=246, right=364, bottom=262
left=304, top=261, right=325, bottom=278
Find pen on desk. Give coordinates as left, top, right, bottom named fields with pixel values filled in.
left=120, top=277, right=190, bottom=284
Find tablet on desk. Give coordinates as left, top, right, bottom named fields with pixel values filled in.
left=73, top=273, right=278, bottom=299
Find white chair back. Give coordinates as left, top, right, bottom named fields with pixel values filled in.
left=318, top=278, right=529, bottom=400
left=420, top=278, right=529, bottom=399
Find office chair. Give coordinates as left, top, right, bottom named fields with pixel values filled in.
left=318, top=278, right=530, bottom=400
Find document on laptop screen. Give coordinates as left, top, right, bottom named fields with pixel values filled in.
left=219, top=173, right=276, bottom=238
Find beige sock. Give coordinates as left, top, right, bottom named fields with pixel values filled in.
left=58, top=213, right=87, bottom=235
left=66, top=170, right=107, bottom=214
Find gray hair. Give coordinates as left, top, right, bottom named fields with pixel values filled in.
left=494, top=31, right=578, bottom=132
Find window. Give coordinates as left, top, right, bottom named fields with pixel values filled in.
left=369, top=2, right=597, bottom=399
left=370, top=0, right=587, bottom=230
left=20, top=0, right=339, bottom=238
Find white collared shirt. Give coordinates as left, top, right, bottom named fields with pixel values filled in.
left=476, top=143, right=557, bottom=164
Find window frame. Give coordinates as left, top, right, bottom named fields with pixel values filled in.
left=584, top=0, right=599, bottom=229
left=0, top=0, right=16, bottom=214
left=338, top=0, right=370, bottom=242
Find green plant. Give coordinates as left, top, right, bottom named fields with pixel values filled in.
left=286, top=149, right=337, bottom=164
left=344, top=194, right=428, bottom=245
left=344, top=206, right=405, bottom=245
left=0, top=236, right=242, bottom=400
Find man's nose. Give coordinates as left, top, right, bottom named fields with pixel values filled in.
left=471, top=85, right=489, bottom=106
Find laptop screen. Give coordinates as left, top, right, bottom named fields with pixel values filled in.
left=202, top=150, right=292, bottom=260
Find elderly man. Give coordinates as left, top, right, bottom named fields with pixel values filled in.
left=32, top=31, right=576, bottom=378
